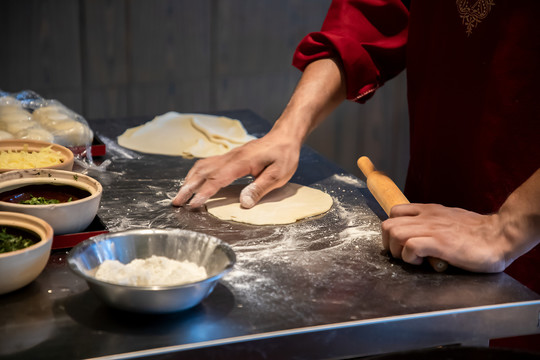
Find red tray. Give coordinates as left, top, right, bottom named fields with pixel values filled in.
left=52, top=216, right=108, bottom=250
left=69, top=136, right=106, bottom=158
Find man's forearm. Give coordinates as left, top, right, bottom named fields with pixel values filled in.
left=497, top=168, right=540, bottom=267
left=272, top=58, right=347, bottom=143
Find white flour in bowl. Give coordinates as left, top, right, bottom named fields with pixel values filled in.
left=95, top=255, right=207, bottom=286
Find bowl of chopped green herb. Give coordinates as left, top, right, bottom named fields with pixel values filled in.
left=0, top=211, right=53, bottom=294
left=0, top=169, right=103, bottom=235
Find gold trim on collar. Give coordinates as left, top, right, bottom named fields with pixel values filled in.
left=456, top=0, right=495, bottom=36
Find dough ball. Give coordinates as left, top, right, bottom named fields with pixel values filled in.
left=17, top=128, right=54, bottom=143
left=0, top=97, right=21, bottom=114
left=0, top=110, right=33, bottom=123
left=32, top=105, right=72, bottom=127
left=0, top=130, right=14, bottom=140
left=0, top=96, right=18, bottom=105
left=51, top=120, right=93, bottom=146
left=0, top=118, right=36, bottom=134
left=33, top=105, right=92, bottom=146
left=0, top=105, right=24, bottom=116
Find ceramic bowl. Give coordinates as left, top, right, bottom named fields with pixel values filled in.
left=67, top=228, right=236, bottom=313
left=0, top=139, right=74, bottom=173
left=0, top=211, right=54, bottom=294
left=0, top=169, right=102, bottom=235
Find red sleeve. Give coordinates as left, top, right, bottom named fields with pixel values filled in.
left=293, top=0, right=408, bottom=102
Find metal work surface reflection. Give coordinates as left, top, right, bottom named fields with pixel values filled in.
left=0, top=110, right=538, bottom=359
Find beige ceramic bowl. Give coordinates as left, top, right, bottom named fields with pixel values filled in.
left=0, top=139, right=74, bottom=173
left=0, top=169, right=103, bottom=235
left=0, top=211, right=53, bottom=294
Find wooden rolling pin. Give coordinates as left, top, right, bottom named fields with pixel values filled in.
left=357, top=156, right=448, bottom=272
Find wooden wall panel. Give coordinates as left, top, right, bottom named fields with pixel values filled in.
left=213, top=0, right=329, bottom=122
left=81, top=0, right=129, bottom=119
left=127, top=0, right=212, bottom=117
left=0, top=0, right=83, bottom=111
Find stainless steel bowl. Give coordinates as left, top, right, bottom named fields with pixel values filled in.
left=67, top=228, right=236, bottom=313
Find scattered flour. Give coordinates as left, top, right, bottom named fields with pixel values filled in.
left=95, top=255, right=207, bottom=286
left=331, top=173, right=365, bottom=187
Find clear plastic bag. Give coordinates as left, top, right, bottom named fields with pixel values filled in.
left=0, top=89, right=93, bottom=148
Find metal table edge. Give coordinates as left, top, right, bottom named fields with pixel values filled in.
left=90, top=300, right=540, bottom=359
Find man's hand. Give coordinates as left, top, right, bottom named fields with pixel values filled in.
left=382, top=169, right=540, bottom=273
left=172, top=129, right=301, bottom=209
left=381, top=203, right=508, bottom=272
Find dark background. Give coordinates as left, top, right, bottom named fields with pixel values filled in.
left=0, top=0, right=409, bottom=187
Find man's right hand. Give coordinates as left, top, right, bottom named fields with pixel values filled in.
left=172, top=127, right=301, bottom=209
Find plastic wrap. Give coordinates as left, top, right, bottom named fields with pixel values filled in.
left=0, top=90, right=93, bottom=148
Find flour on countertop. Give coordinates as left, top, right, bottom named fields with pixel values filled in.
left=331, top=173, right=365, bottom=187
left=222, top=197, right=384, bottom=314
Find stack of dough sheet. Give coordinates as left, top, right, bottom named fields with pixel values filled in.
left=117, top=112, right=256, bottom=158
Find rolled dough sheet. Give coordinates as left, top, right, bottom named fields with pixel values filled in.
left=191, top=115, right=254, bottom=144
left=205, top=183, right=333, bottom=225
left=117, top=112, right=255, bottom=158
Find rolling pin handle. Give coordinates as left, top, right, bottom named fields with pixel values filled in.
left=357, top=156, right=449, bottom=273
left=357, top=156, right=376, bottom=178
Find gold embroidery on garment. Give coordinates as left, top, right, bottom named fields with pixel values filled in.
left=456, top=0, right=495, bottom=36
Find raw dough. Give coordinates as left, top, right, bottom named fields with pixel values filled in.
left=0, top=130, right=14, bottom=140
left=117, top=112, right=255, bottom=158
left=33, top=106, right=93, bottom=146
left=205, top=183, right=333, bottom=225
left=17, top=128, right=54, bottom=142
left=191, top=115, right=253, bottom=145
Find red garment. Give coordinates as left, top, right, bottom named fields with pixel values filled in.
left=406, top=0, right=540, bottom=309
left=293, top=0, right=540, bottom=291
left=293, top=0, right=409, bottom=102
left=405, top=1, right=540, bottom=215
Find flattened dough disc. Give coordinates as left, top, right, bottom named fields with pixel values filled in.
left=205, top=183, right=333, bottom=225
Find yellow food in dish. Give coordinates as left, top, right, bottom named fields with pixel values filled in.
left=0, top=145, right=64, bottom=169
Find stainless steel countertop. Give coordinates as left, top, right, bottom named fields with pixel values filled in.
left=1, top=110, right=539, bottom=359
